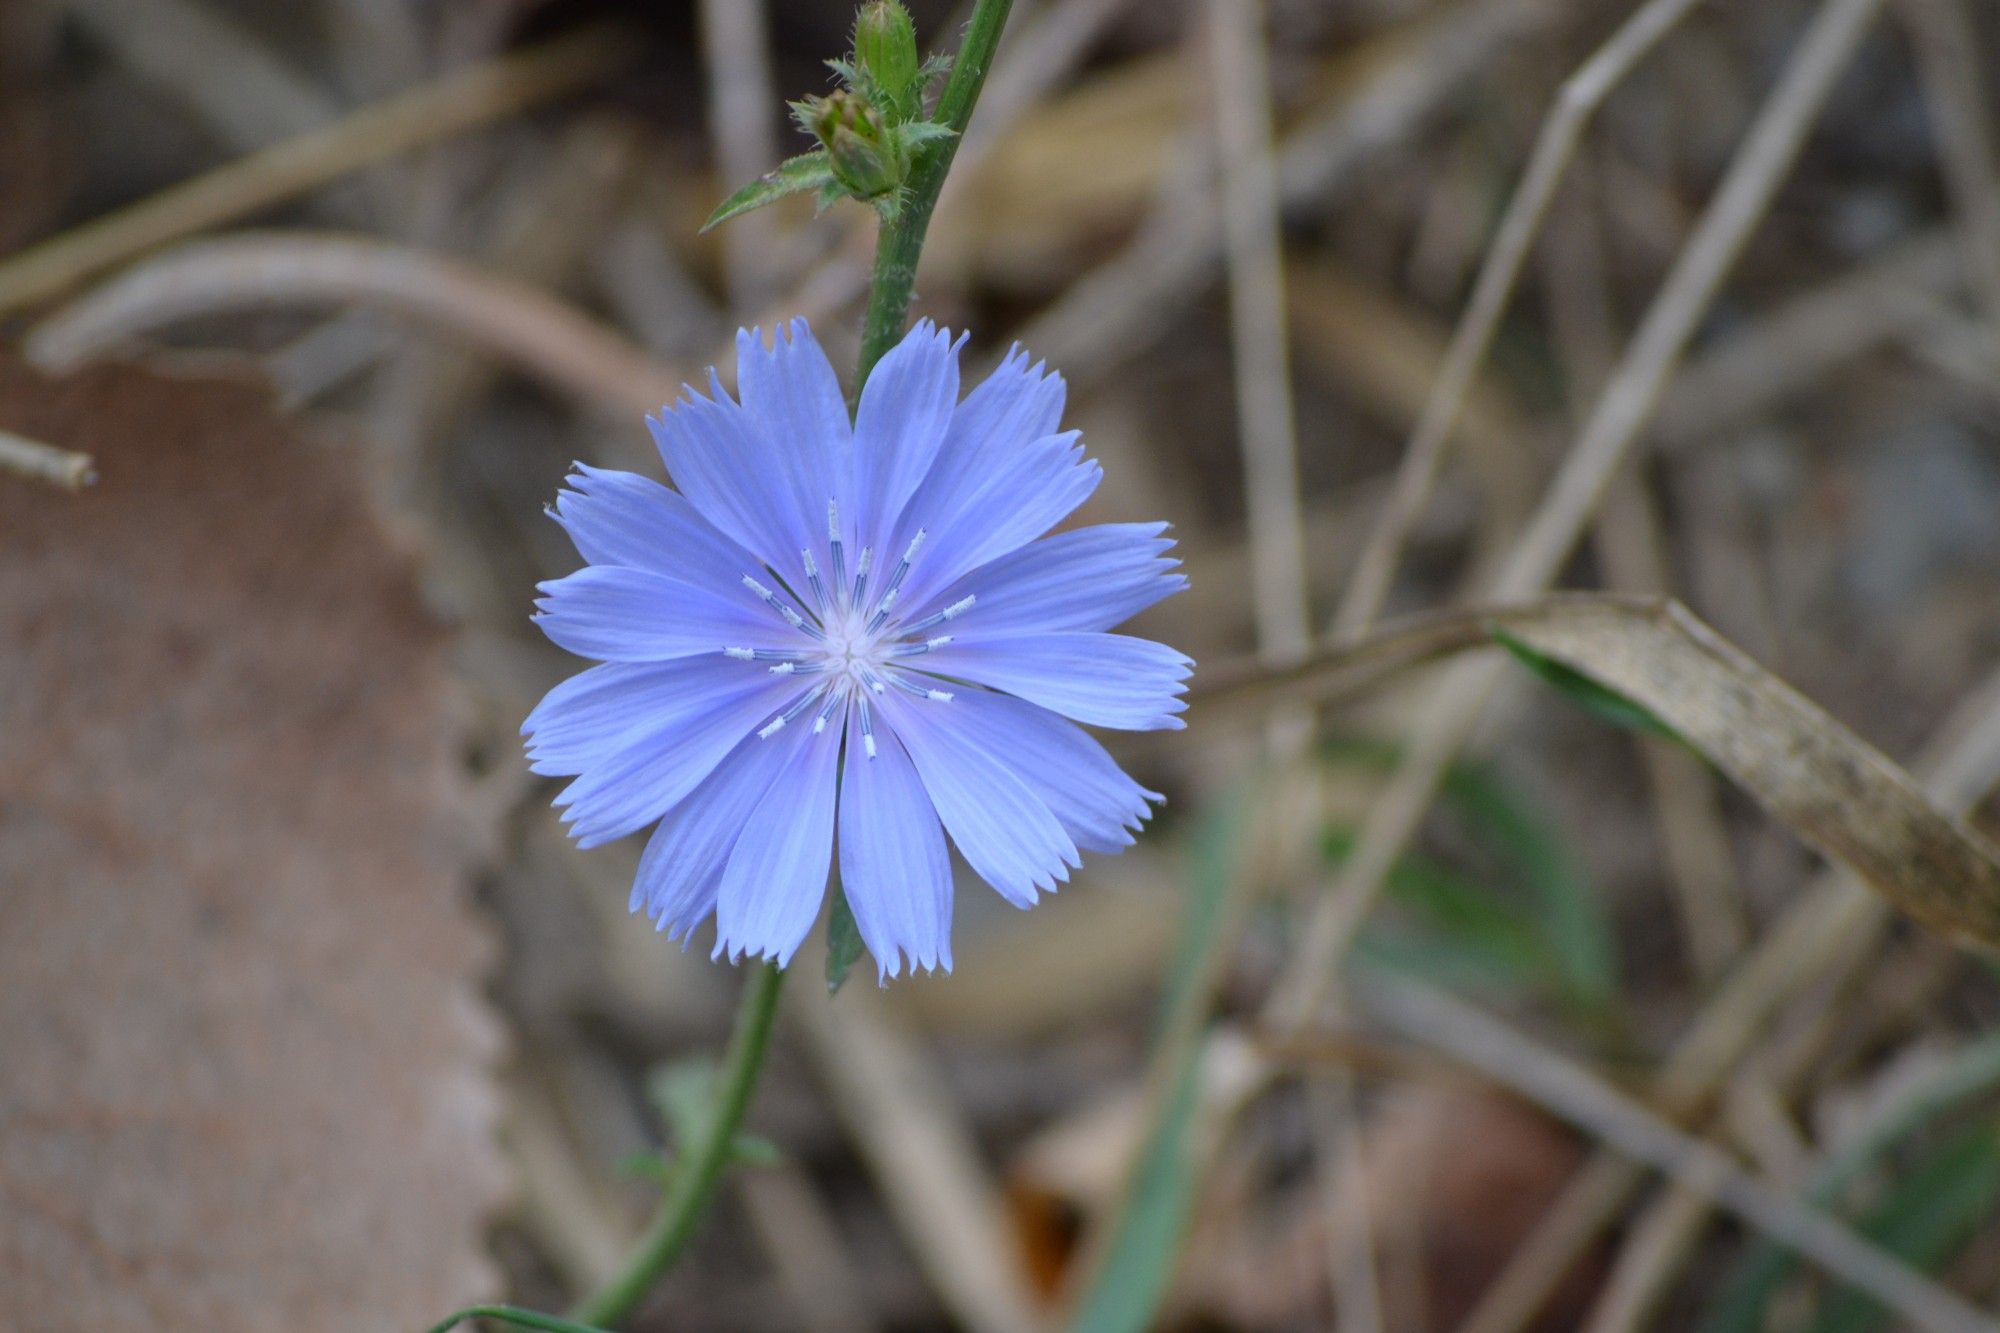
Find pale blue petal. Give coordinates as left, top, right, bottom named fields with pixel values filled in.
left=933, top=690, right=1159, bottom=853
left=736, top=321, right=849, bottom=575
left=554, top=675, right=798, bottom=848
left=922, top=632, right=1190, bottom=730
left=926, top=522, right=1185, bottom=636
left=892, top=432, right=1101, bottom=611
left=525, top=657, right=765, bottom=775
left=551, top=464, right=762, bottom=589
left=878, top=692, right=1077, bottom=907
left=926, top=345, right=1067, bottom=511
left=838, top=709, right=953, bottom=978
left=648, top=379, right=815, bottom=580
left=631, top=726, right=807, bottom=941
left=849, top=320, right=960, bottom=557
left=534, top=566, right=793, bottom=662
left=713, top=726, right=843, bottom=964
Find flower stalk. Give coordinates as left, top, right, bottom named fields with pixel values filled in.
left=566, top=962, right=786, bottom=1328
left=855, top=0, right=1016, bottom=389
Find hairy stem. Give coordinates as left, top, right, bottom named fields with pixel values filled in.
left=854, top=0, right=1016, bottom=389
left=566, top=963, right=786, bottom=1328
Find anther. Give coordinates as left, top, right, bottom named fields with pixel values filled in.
left=900, top=594, right=974, bottom=637
left=802, top=548, right=829, bottom=613
left=827, top=500, right=847, bottom=605
left=886, top=672, right=952, bottom=703
left=759, top=684, right=826, bottom=739
left=742, top=574, right=822, bottom=638
left=859, top=698, right=878, bottom=759
left=852, top=546, right=874, bottom=609
left=812, top=692, right=842, bottom=734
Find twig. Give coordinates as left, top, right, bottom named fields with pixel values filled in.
left=1210, top=0, right=1311, bottom=667
left=791, top=980, right=1042, bottom=1333
left=0, top=431, right=94, bottom=491
left=1576, top=1178, right=1720, bottom=1333
left=0, top=25, right=632, bottom=314
left=1897, top=0, right=2000, bottom=318
left=1353, top=971, right=1997, bottom=1333
left=1537, top=162, right=1746, bottom=978
left=1329, top=0, right=1705, bottom=640
left=1457, top=660, right=2000, bottom=1333
left=699, top=0, right=782, bottom=312
left=63, top=0, right=339, bottom=151
left=1014, top=0, right=1560, bottom=387
left=1263, top=0, right=1890, bottom=1030
left=23, top=232, right=680, bottom=417
left=1652, top=230, right=1960, bottom=452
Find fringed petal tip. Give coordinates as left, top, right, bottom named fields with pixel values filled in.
left=875, top=947, right=953, bottom=985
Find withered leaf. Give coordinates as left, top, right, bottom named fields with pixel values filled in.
left=1196, top=594, right=2000, bottom=952
left=0, top=351, right=507, bottom=1330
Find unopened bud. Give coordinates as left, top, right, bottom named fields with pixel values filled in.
left=855, top=1, right=920, bottom=117
left=805, top=90, right=903, bottom=200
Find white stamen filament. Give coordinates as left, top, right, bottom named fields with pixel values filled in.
left=886, top=671, right=952, bottom=703
left=742, top=574, right=822, bottom=639
left=900, top=594, right=975, bottom=637
left=802, top=548, right=829, bottom=613
left=759, top=684, right=826, bottom=738
left=851, top=546, right=874, bottom=609
left=812, top=692, right=841, bottom=734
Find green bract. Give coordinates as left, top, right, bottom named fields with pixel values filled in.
left=701, top=0, right=956, bottom=230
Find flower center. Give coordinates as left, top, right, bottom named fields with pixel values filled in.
left=721, top=500, right=978, bottom=751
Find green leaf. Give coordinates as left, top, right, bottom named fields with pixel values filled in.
left=616, top=1152, right=675, bottom=1185
left=1068, top=793, right=1255, bottom=1333
left=1702, top=1034, right=2000, bottom=1333
left=1489, top=624, right=1682, bottom=743
left=1440, top=761, right=1622, bottom=1019
left=825, top=884, right=866, bottom=995
left=1316, top=736, right=1622, bottom=1025
left=649, top=1058, right=718, bottom=1148
left=1813, top=1124, right=2000, bottom=1333
left=702, top=152, right=838, bottom=232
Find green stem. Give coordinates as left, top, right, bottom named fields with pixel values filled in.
left=425, top=1305, right=613, bottom=1333
left=565, top=963, right=786, bottom=1329
left=854, top=0, right=1016, bottom=389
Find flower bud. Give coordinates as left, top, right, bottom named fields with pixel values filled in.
left=855, top=1, right=921, bottom=117
left=805, top=90, right=904, bottom=200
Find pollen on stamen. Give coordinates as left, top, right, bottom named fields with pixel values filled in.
left=811, top=692, right=841, bottom=734
left=902, top=595, right=975, bottom=637
left=859, top=698, right=878, bottom=758
left=724, top=647, right=756, bottom=660
left=802, top=548, right=829, bottom=611
left=827, top=499, right=847, bottom=600
left=743, top=574, right=818, bottom=636
left=852, top=545, right=874, bottom=607
left=758, top=684, right=825, bottom=738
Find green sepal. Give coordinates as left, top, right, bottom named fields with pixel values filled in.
left=702, top=151, right=838, bottom=232
left=640, top=1059, right=784, bottom=1177
left=825, top=884, right=866, bottom=995
left=854, top=1, right=922, bottom=121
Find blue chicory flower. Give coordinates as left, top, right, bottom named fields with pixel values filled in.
left=525, top=319, right=1191, bottom=978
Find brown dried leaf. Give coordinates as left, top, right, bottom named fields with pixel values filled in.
left=1198, top=594, right=2000, bottom=951
left=0, top=351, right=507, bottom=1330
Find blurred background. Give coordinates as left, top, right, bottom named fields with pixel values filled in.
left=6, top=0, right=2000, bottom=1329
